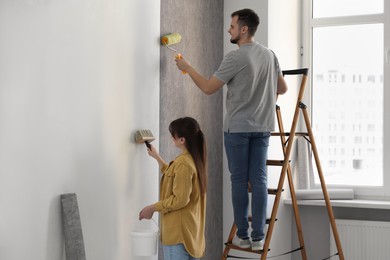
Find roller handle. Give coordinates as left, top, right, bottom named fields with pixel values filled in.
left=175, top=53, right=187, bottom=74
left=145, top=141, right=151, bottom=150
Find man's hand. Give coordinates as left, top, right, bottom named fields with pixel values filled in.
left=175, top=55, right=191, bottom=73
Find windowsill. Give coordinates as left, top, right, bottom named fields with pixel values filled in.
left=284, top=198, right=390, bottom=210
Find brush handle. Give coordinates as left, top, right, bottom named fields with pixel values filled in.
left=175, top=53, right=187, bottom=74
left=145, top=141, right=151, bottom=150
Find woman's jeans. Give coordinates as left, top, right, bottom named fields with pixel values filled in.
left=163, top=243, right=199, bottom=260
left=224, top=132, right=270, bottom=241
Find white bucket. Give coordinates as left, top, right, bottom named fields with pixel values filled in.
left=131, top=219, right=159, bottom=256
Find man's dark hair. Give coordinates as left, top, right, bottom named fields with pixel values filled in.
left=231, top=8, right=260, bottom=36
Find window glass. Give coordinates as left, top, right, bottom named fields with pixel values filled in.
left=313, top=0, right=383, bottom=18
left=312, top=24, right=384, bottom=186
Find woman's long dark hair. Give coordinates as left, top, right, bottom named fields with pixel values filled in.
left=169, top=117, right=207, bottom=195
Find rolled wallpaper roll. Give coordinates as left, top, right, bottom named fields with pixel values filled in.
left=295, top=189, right=354, bottom=200
left=60, top=193, right=87, bottom=260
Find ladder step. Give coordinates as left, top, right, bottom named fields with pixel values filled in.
left=267, top=160, right=288, bottom=166
left=248, top=217, right=277, bottom=224
left=271, top=132, right=309, bottom=137
left=224, top=242, right=270, bottom=254
left=247, top=187, right=283, bottom=194
left=268, top=188, right=282, bottom=195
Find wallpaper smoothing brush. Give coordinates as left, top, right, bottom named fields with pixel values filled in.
left=161, top=33, right=186, bottom=74
left=134, top=129, right=155, bottom=149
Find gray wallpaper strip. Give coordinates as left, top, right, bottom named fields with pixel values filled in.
left=160, top=0, right=224, bottom=259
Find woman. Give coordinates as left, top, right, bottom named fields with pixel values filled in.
left=139, top=117, right=208, bottom=260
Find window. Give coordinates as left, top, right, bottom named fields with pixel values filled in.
left=302, top=0, right=390, bottom=196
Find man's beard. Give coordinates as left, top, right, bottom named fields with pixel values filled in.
left=230, top=35, right=240, bottom=44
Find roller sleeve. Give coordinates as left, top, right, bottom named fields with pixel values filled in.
left=161, top=33, right=182, bottom=46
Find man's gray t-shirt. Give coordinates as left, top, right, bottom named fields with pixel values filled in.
left=214, top=42, right=281, bottom=133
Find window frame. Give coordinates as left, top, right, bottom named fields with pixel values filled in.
left=301, top=0, right=390, bottom=198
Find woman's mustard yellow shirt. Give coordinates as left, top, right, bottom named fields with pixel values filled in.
left=153, top=150, right=206, bottom=258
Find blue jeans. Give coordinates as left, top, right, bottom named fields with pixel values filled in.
left=162, top=243, right=199, bottom=260
left=224, top=132, right=270, bottom=241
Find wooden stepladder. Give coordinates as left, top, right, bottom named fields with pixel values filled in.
left=222, top=68, right=345, bottom=260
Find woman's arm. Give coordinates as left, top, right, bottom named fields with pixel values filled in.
left=147, top=144, right=167, bottom=170
left=154, top=163, right=193, bottom=213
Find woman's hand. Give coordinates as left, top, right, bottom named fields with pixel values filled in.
left=147, top=144, right=160, bottom=160
left=139, top=204, right=156, bottom=220
left=147, top=144, right=167, bottom=170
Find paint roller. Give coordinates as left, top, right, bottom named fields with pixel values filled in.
left=134, top=129, right=155, bottom=149
left=161, top=33, right=186, bottom=74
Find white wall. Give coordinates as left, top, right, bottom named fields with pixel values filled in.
left=268, top=1, right=301, bottom=259
left=0, top=1, right=160, bottom=260
left=223, top=1, right=300, bottom=259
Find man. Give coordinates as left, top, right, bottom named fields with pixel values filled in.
left=175, top=8, right=288, bottom=251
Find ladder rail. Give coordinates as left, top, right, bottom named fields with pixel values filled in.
left=222, top=223, right=238, bottom=259
left=277, top=71, right=309, bottom=260
left=261, top=71, right=308, bottom=259
left=301, top=105, right=345, bottom=260
left=275, top=106, right=308, bottom=260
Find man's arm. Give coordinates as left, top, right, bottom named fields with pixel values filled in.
left=175, top=57, right=224, bottom=95
left=277, top=74, right=288, bottom=95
